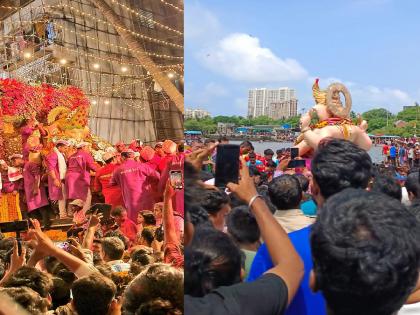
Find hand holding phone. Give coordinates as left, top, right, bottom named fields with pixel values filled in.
left=169, top=170, right=183, bottom=190
left=215, top=144, right=240, bottom=188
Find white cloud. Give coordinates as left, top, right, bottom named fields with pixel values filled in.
left=197, top=33, right=308, bottom=83
left=350, top=86, right=412, bottom=112
left=301, top=77, right=413, bottom=113
left=185, top=2, right=221, bottom=42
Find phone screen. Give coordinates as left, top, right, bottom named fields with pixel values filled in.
left=56, top=241, right=70, bottom=252
left=291, top=148, right=299, bottom=160
left=170, top=170, right=183, bottom=190
left=215, top=144, right=240, bottom=188
left=0, top=220, right=29, bottom=233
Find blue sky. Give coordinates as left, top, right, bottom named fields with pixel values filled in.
left=185, top=0, right=420, bottom=116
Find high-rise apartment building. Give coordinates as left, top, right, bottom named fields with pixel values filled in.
left=248, top=87, right=297, bottom=119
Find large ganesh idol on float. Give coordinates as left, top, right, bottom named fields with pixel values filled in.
left=294, top=78, right=372, bottom=157
left=0, top=79, right=110, bottom=161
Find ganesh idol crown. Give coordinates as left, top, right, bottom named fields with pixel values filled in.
left=294, top=78, right=372, bottom=157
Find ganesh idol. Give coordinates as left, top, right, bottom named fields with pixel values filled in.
left=295, top=78, right=372, bottom=157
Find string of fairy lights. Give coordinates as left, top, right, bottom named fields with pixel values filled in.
left=0, top=1, right=183, bottom=114
left=0, top=17, right=182, bottom=49
left=0, top=2, right=182, bottom=37
left=57, top=25, right=183, bottom=60
left=159, top=0, right=183, bottom=13
left=58, top=4, right=183, bottom=49
left=109, top=0, right=182, bottom=35
left=0, top=23, right=184, bottom=76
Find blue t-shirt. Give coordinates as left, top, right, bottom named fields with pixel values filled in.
left=247, top=226, right=326, bottom=315
left=246, top=160, right=263, bottom=167
left=301, top=199, right=317, bottom=217
left=390, top=146, right=397, bottom=158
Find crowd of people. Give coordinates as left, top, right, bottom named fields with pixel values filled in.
left=382, top=140, right=420, bottom=168
left=184, top=137, right=420, bottom=315
left=0, top=118, right=185, bottom=314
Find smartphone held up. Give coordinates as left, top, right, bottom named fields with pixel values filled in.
left=215, top=144, right=240, bottom=188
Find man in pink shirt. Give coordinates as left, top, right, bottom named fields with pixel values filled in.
left=45, top=140, right=68, bottom=218
left=109, top=149, right=160, bottom=221
left=111, top=206, right=139, bottom=245
left=140, top=146, right=159, bottom=171
left=24, top=148, right=50, bottom=227
left=65, top=142, right=97, bottom=208
left=158, top=140, right=178, bottom=173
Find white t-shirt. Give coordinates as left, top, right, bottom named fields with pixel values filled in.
left=408, top=148, right=414, bottom=159
left=399, top=303, right=420, bottom=314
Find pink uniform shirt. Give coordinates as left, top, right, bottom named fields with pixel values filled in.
left=65, top=149, right=97, bottom=201
left=110, top=159, right=160, bottom=221
left=23, top=162, right=49, bottom=212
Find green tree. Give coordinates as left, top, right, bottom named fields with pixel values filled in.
left=397, top=105, right=419, bottom=121
left=362, top=108, right=393, bottom=121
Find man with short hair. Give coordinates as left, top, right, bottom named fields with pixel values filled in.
left=249, top=139, right=373, bottom=315
left=45, top=140, right=68, bottom=218
left=406, top=171, right=420, bottom=203
left=100, top=236, right=130, bottom=272
left=263, top=148, right=275, bottom=166
left=3, top=266, right=53, bottom=308
left=200, top=189, right=231, bottom=231
left=71, top=274, right=118, bottom=315
left=227, top=206, right=261, bottom=278
left=389, top=142, right=397, bottom=166
left=269, top=175, right=314, bottom=233
left=110, top=149, right=160, bottom=221
left=311, top=188, right=420, bottom=315
left=111, top=206, right=138, bottom=244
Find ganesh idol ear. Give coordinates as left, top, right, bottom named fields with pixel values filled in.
left=326, top=82, right=352, bottom=119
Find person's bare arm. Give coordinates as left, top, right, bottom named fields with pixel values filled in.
left=28, top=219, right=96, bottom=278
left=227, top=160, right=304, bottom=305
left=163, top=180, right=178, bottom=246
left=0, top=240, right=26, bottom=286
left=82, top=214, right=102, bottom=249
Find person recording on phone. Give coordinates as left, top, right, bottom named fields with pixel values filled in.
left=185, top=156, right=304, bottom=315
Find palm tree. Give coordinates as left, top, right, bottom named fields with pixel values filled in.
left=86, top=0, right=184, bottom=113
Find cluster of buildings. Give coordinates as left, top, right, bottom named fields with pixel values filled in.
left=247, top=87, right=298, bottom=119
left=185, top=87, right=298, bottom=126
left=184, top=108, right=211, bottom=119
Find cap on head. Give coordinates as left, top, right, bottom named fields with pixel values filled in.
left=140, top=146, right=155, bottom=161
left=162, top=140, right=177, bottom=154
left=56, top=140, right=69, bottom=146
left=9, top=154, right=23, bottom=161
left=77, top=142, right=89, bottom=149
left=102, top=152, right=115, bottom=162
left=69, top=199, right=84, bottom=208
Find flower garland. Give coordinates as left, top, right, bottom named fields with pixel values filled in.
left=0, top=78, right=90, bottom=123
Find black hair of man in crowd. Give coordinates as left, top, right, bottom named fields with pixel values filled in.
left=227, top=206, right=261, bottom=249
left=311, top=188, right=420, bottom=315
left=406, top=171, right=420, bottom=202
left=268, top=174, right=302, bottom=210
left=370, top=175, right=402, bottom=201
left=311, top=138, right=372, bottom=206
left=185, top=227, right=242, bottom=297
left=72, top=274, right=117, bottom=315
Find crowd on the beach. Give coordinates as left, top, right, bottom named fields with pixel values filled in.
left=184, top=136, right=420, bottom=315
left=0, top=118, right=184, bottom=314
